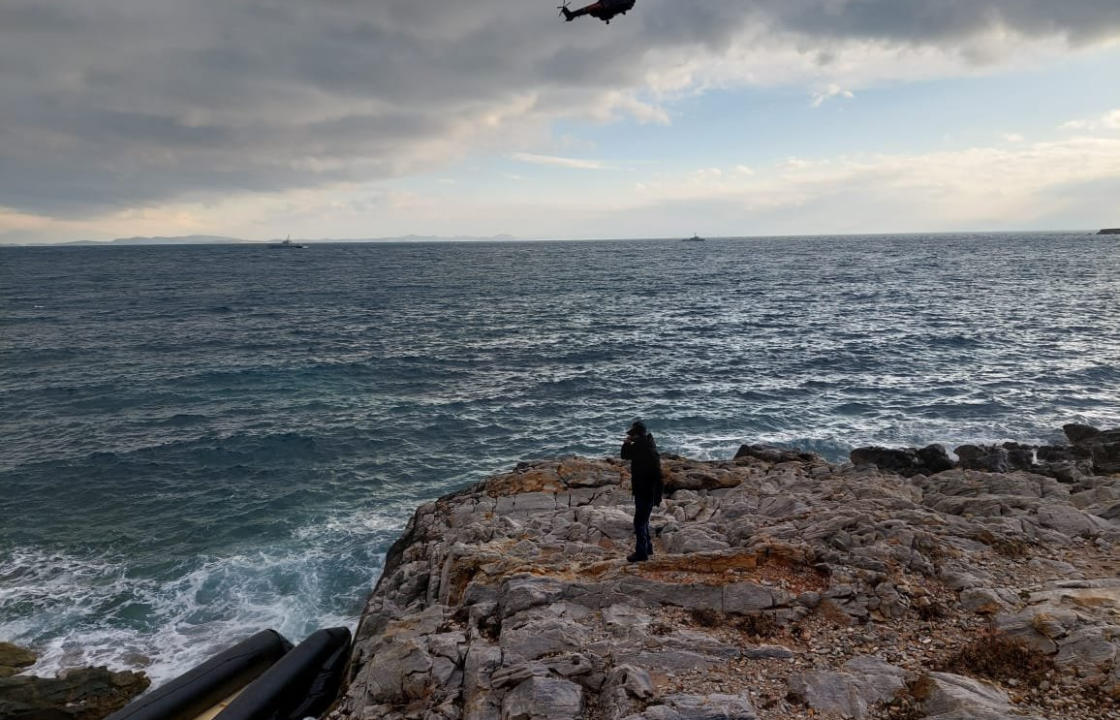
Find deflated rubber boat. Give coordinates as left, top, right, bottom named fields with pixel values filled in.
left=106, top=627, right=351, bottom=720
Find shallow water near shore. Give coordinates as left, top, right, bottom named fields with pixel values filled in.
left=1, top=233, right=1118, bottom=683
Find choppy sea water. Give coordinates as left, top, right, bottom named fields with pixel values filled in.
left=1, top=234, right=1118, bottom=683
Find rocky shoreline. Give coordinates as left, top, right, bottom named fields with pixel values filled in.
left=5, top=425, right=1120, bottom=720
left=0, top=642, right=148, bottom=720
left=330, top=424, right=1120, bottom=720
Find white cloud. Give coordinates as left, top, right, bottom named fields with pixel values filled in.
left=1063, top=109, right=1120, bottom=130
left=811, top=83, right=855, bottom=107
left=8, top=127, right=1118, bottom=244
left=4, top=0, right=1120, bottom=240
left=511, top=153, right=606, bottom=170
left=615, top=135, right=1120, bottom=233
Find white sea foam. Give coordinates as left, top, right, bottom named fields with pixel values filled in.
left=0, top=534, right=371, bottom=686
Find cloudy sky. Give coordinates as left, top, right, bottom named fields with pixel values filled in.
left=2, top=0, right=1120, bottom=243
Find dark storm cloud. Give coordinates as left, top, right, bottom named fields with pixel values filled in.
left=2, top=0, right=1118, bottom=217
left=757, top=1, right=1120, bottom=44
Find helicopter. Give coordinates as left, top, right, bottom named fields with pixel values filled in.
left=558, top=0, right=636, bottom=24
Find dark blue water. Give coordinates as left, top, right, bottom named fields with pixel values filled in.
left=2, top=234, right=1118, bottom=680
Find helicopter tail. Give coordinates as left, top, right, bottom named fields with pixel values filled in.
left=558, top=2, right=575, bottom=20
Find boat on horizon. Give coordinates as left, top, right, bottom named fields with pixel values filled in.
left=268, top=237, right=308, bottom=249
left=682, top=234, right=705, bottom=242
left=1099, top=228, right=1120, bottom=235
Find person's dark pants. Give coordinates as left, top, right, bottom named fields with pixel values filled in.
left=633, top=494, right=655, bottom=559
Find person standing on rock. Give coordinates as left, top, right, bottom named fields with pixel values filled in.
left=621, top=420, right=663, bottom=563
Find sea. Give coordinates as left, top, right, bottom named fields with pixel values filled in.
left=1, top=233, right=1118, bottom=684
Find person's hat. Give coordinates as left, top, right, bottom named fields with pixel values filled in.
left=628, top=420, right=647, bottom=435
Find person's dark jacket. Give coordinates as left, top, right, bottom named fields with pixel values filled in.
left=621, top=432, right=663, bottom=505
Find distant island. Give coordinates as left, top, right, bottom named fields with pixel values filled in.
left=1099, top=228, right=1120, bottom=235
left=63, top=235, right=243, bottom=246
left=51, top=234, right=520, bottom=246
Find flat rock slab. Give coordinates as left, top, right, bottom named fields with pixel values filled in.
left=628, top=693, right=758, bottom=720
left=923, top=672, right=1012, bottom=718
left=788, top=656, right=906, bottom=719
left=501, top=676, right=583, bottom=720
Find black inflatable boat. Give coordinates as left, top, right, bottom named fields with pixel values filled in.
left=106, top=627, right=351, bottom=720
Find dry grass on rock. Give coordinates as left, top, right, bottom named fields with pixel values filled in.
left=938, top=631, right=1056, bottom=686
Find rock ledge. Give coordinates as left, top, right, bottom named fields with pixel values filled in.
left=333, top=430, right=1120, bottom=720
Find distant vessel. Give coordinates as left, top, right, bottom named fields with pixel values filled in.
left=682, top=234, right=705, bottom=242
left=268, top=236, right=307, bottom=248
left=1099, top=228, right=1120, bottom=235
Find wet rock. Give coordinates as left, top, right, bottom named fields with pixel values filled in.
left=954, top=444, right=1012, bottom=473
left=1065, top=423, right=1102, bottom=445
left=849, top=445, right=952, bottom=477
left=850, top=446, right=921, bottom=476
left=0, top=666, right=149, bottom=720
left=734, top=444, right=820, bottom=465
left=1065, top=424, right=1120, bottom=474
left=916, top=444, right=955, bottom=474
left=0, top=644, right=36, bottom=678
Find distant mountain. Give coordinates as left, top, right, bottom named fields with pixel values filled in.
left=111, top=235, right=245, bottom=245
left=53, top=234, right=520, bottom=246
left=1099, top=228, right=1120, bottom=235
left=58, top=235, right=246, bottom=246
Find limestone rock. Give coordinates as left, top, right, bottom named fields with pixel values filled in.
left=501, top=676, right=582, bottom=720
left=959, top=588, right=1010, bottom=615
left=332, top=445, right=1120, bottom=720
left=501, top=618, right=582, bottom=662
left=921, top=672, right=1012, bottom=718
left=636, top=693, right=757, bottom=720
left=788, top=656, right=905, bottom=719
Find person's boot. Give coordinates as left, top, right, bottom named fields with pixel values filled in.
left=627, top=552, right=648, bottom=563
